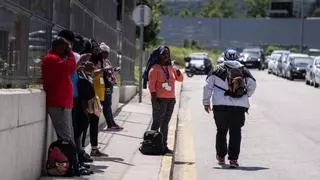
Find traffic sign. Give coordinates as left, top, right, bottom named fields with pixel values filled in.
left=132, top=5, right=152, bottom=26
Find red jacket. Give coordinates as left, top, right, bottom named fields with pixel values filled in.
left=41, top=51, right=76, bottom=108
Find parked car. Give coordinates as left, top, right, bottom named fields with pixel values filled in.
left=268, top=51, right=288, bottom=75
left=305, top=57, right=316, bottom=86
left=283, top=53, right=312, bottom=80
left=185, top=52, right=212, bottom=77
left=239, top=48, right=265, bottom=70
left=270, top=50, right=290, bottom=76
left=306, top=56, right=320, bottom=87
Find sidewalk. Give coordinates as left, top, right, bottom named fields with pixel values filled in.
left=41, top=82, right=182, bottom=180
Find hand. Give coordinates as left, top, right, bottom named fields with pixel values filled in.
left=204, top=105, right=212, bottom=113
left=176, top=69, right=181, bottom=76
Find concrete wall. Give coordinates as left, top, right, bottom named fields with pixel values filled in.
left=119, top=85, right=137, bottom=103
left=0, top=87, right=121, bottom=180
left=0, top=89, right=46, bottom=180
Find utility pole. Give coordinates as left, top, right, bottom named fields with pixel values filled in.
left=299, top=0, right=305, bottom=53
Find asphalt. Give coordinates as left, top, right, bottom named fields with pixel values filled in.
left=173, top=70, right=320, bottom=180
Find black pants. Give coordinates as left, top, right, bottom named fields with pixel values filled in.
left=102, top=93, right=116, bottom=127
left=82, top=113, right=99, bottom=147
left=151, top=98, right=176, bottom=147
left=72, top=98, right=84, bottom=160
left=73, top=99, right=90, bottom=154
left=213, top=106, right=246, bottom=160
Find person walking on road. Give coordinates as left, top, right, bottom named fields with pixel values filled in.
left=203, top=48, right=257, bottom=168
left=148, top=46, right=184, bottom=154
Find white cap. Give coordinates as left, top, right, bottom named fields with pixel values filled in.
left=100, top=42, right=110, bottom=53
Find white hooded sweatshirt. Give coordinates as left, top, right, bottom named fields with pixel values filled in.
left=203, top=61, right=257, bottom=109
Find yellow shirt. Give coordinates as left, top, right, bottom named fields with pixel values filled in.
left=93, top=74, right=105, bottom=102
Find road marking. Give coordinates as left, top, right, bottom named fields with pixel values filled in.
left=174, top=107, right=197, bottom=180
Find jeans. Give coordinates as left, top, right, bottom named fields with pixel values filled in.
left=213, top=105, right=246, bottom=160
left=102, top=93, right=116, bottom=127
left=151, top=98, right=176, bottom=147
left=48, top=107, right=74, bottom=143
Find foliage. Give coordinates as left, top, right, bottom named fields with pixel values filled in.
left=169, top=46, right=221, bottom=67
left=136, top=1, right=164, bottom=48
left=200, top=0, right=235, bottom=18
left=178, top=8, right=194, bottom=17
left=312, top=8, right=320, bottom=17
left=289, top=47, right=298, bottom=53
left=244, top=0, right=270, bottom=18
left=266, top=45, right=280, bottom=55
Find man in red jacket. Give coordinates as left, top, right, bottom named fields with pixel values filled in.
left=42, top=37, right=76, bottom=142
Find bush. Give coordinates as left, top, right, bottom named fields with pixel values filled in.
left=266, top=45, right=280, bottom=55
left=289, top=47, right=298, bottom=53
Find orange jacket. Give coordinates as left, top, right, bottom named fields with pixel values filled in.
left=148, top=64, right=183, bottom=99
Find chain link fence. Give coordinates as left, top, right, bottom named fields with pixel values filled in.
left=0, top=0, right=137, bottom=88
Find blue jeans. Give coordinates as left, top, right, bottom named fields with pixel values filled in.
left=102, top=93, right=116, bottom=127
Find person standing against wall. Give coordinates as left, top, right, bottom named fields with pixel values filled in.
left=99, top=42, right=123, bottom=131
left=148, top=46, right=184, bottom=154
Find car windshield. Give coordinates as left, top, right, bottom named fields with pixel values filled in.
left=293, top=57, right=313, bottom=66
left=245, top=51, right=260, bottom=57
left=190, top=57, right=204, bottom=61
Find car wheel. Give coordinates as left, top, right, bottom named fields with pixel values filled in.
left=186, top=72, right=194, bottom=78
left=315, top=83, right=319, bottom=88
left=288, top=72, right=294, bottom=81
left=306, top=80, right=310, bottom=85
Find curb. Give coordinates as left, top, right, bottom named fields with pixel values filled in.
left=159, top=82, right=183, bottom=180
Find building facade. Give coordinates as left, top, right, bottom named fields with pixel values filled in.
left=0, top=0, right=137, bottom=87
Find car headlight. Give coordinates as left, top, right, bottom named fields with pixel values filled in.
left=258, top=58, right=261, bottom=62
left=296, top=67, right=300, bottom=71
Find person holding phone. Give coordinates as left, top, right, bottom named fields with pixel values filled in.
left=148, top=46, right=184, bottom=154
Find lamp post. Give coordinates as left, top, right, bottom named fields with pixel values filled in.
left=299, top=0, right=305, bottom=53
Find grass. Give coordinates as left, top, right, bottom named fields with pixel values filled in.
left=169, top=46, right=221, bottom=66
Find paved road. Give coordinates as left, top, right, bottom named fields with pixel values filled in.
left=174, top=70, right=320, bottom=180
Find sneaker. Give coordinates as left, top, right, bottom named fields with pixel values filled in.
left=229, top=160, right=239, bottom=168
left=79, top=152, right=93, bottom=163
left=165, top=147, right=174, bottom=155
left=216, top=155, right=226, bottom=165
left=106, top=124, right=124, bottom=131
left=90, top=149, right=108, bottom=157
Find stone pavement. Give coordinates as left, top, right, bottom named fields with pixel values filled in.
left=41, top=82, right=182, bottom=180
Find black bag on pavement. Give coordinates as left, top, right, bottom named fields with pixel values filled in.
left=139, top=130, right=165, bottom=155
left=46, top=140, right=76, bottom=177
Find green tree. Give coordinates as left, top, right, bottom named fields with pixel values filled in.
left=179, top=8, right=194, bottom=17
left=312, top=8, right=320, bottom=17
left=244, top=0, right=270, bottom=18
left=200, top=0, right=235, bottom=18
left=136, top=1, right=163, bottom=48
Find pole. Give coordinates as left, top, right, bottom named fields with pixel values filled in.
left=300, top=0, right=304, bottom=53
left=139, top=6, right=144, bottom=103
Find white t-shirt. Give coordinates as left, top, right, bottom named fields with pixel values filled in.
left=73, top=52, right=81, bottom=64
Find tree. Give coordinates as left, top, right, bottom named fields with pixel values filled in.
left=312, top=8, right=320, bottom=17
left=200, top=0, right=235, bottom=18
left=244, top=0, right=270, bottom=18
left=179, top=8, right=194, bottom=17
left=136, top=1, right=163, bottom=48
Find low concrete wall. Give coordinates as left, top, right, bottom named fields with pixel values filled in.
left=98, top=86, right=120, bottom=127
left=119, top=85, right=137, bottom=103
left=0, top=87, right=121, bottom=180
left=0, top=89, right=46, bottom=180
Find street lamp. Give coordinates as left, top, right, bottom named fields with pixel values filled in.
left=299, top=0, right=305, bottom=53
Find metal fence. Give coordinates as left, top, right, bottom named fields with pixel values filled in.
left=0, top=0, right=137, bottom=87
left=159, top=16, right=320, bottom=50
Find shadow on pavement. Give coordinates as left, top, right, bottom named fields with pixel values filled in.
left=93, top=156, right=134, bottom=166
left=213, top=166, right=269, bottom=171
left=90, top=164, right=108, bottom=173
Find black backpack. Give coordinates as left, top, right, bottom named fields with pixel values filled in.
left=139, top=130, right=165, bottom=155
left=46, top=140, right=76, bottom=177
